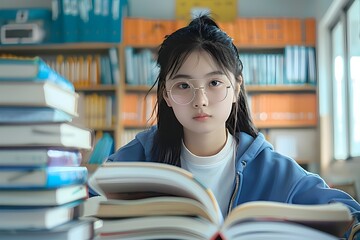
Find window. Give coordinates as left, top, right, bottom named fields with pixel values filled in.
left=331, top=0, right=360, bottom=160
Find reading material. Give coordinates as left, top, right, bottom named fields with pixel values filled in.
left=0, top=201, right=81, bottom=230
left=0, top=148, right=82, bottom=167
left=0, top=166, right=88, bottom=188
left=0, top=107, right=74, bottom=123
left=0, top=81, right=79, bottom=117
left=0, top=122, right=93, bottom=150
left=87, top=162, right=354, bottom=240
left=0, top=184, right=88, bottom=206
left=0, top=56, right=74, bottom=91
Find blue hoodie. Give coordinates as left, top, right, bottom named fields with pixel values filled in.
left=107, top=126, right=360, bottom=237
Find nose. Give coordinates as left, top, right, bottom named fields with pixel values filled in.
left=192, top=87, right=208, bottom=108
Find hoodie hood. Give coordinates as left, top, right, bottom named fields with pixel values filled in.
left=133, top=126, right=274, bottom=168
left=235, top=132, right=274, bottom=172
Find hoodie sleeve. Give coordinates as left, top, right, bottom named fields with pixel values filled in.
left=288, top=173, right=360, bottom=238
left=107, top=127, right=157, bottom=162
left=107, top=137, right=147, bottom=162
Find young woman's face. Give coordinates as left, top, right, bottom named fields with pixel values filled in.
left=164, top=50, right=239, bottom=137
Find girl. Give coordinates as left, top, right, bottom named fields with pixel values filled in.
left=107, top=15, right=360, bottom=237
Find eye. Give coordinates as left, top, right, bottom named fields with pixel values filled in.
left=209, top=80, right=223, bottom=87
left=174, top=82, right=190, bottom=90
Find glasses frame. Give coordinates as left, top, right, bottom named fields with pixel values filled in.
left=166, top=80, right=232, bottom=105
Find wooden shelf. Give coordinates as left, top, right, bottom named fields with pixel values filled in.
left=246, top=84, right=317, bottom=93
left=76, top=85, right=118, bottom=92
left=0, top=43, right=120, bottom=51
left=90, top=126, right=116, bottom=132
left=126, top=85, right=156, bottom=92
left=256, top=124, right=318, bottom=129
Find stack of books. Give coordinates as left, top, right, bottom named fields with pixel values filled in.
left=0, top=56, right=96, bottom=239
left=85, top=162, right=354, bottom=240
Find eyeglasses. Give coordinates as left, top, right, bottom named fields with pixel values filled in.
left=166, top=78, right=232, bottom=105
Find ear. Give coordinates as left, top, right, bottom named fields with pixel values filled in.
left=163, top=89, right=172, bottom=107
left=232, top=75, right=242, bottom=103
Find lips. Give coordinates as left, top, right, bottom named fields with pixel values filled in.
left=193, top=113, right=211, bottom=120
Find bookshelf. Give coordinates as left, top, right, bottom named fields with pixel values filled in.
left=0, top=16, right=318, bottom=160
left=121, top=16, right=319, bottom=164
left=0, top=43, right=124, bottom=149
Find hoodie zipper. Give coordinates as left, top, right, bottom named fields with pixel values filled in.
left=227, top=171, right=240, bottom=214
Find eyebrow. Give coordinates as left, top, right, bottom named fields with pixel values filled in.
left=171, top=71, right=225, bottom=80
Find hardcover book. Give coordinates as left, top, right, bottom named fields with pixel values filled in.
left=0, top=166, right=88, bottom=188
left=0, top=218, right=97, bottom=240
left=0, top=56, right=74, bottom=91
left=0, top=81, right=79, bottom=117
left=0, top=201, right=82, bottom=230
left=0, top=184, right=88, bottom=206
left=86, top=162, right=354, bottom=240
left=0, top=122, right=93, bottom=150
left=0, top=107, right=74, bottom=123
left=0, top=148, right=82, bottom=167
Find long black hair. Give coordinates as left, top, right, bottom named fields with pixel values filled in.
left=149, top=15, right=257, bottom=166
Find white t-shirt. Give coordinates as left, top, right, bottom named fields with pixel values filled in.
left=180, top=133, right=236, bottom=217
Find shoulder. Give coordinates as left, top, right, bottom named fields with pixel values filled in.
left=108, top=126, right=158, bottom=162
left=235, top=131, right=307, bottom=176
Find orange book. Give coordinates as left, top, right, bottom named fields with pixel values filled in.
left=145, top=20, right=175, bottom=46
left=286, top=19, right=302, bottom=45
left=218, top=21, right=236, bottom=44
left=236, top=18, right=250, bottom=46
left=173, top=19, right=188, bottom=31
left=251, top=93, right=317, bottom=128
left=122, top=93, right=143, bottom=127
left=304, top=18, right=316, bottom=46
left=123, top=18, right=144, bottom=46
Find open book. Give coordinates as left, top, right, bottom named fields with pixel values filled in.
left=87, top=162, right=354, bottom=240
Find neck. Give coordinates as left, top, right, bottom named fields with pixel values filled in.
left=183, top=127, right=228, bottom=156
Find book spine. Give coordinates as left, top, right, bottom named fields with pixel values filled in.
left=37, top=58, right=75, bottom=91
left=46, top=166, right=88, bottom=188
left=0, top=149, right=81, bottom=167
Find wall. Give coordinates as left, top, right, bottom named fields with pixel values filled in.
left=318, top=0, right=360, bottom=200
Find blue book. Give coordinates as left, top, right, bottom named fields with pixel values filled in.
left=0, top=148, right=82, bottom=167
left=0, top=218, right=96, bottom=239
left=50, top=0, right=65, bottom=43
left=88, top=133, right=114, bottom=164
left=0, top=200, right=82, bottom=230
left=0, top=56, right=74, bottom=91
left=0, top=107, right=74, bottom=123
left=61, top=0, right=80, bottom=43
left=0, top=166, right=88, bottom=189
left=108, top=0, right=129, bottom=42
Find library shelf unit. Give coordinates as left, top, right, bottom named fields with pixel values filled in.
left=121, top=17, right=319, bottom=165
left=0, top=42, right=124, bottom=150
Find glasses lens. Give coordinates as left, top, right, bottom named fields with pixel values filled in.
left=206, top=84, right=229, bottom=103
left=170, top=81, right=195, bottom=105
left=169, top=80, right=231, bottom=105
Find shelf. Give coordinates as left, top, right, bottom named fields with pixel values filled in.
left=0, top=43, right=120, bottom=51
left=76, top=85, right=118, bottom=92
left=90, top=126, right=116, bottom=132
left=256, top=124, right=318, bottom=129
left=126, top=85, right=156, bottom=92
left=246, top=85, right=317, bottom=93
left=124, top=44, right=316, bottom=50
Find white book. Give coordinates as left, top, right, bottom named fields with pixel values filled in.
left=0, top=219, right=96, bottom=240
left=0, top=81, right=79, bottom=117
left=0, top=185, right=88, bottom=206
left=0, top=122, right=92, bottom=150
left=0, top=202, right=81, bottom=230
